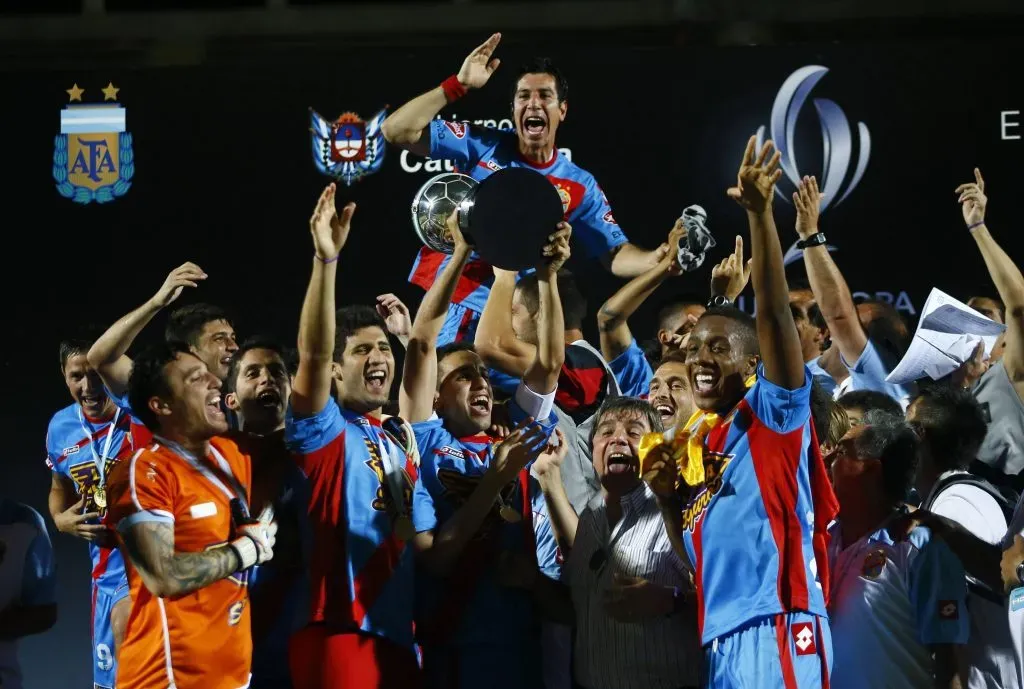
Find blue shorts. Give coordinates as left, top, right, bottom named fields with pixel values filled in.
left=91, top=576, right=130, bottom=689
left=704, top=612, right=832, bottom=689
left=438, top=303, right=480, bottom=347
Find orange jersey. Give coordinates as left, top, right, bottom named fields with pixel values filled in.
left=107, top=436, right=254, bottom=689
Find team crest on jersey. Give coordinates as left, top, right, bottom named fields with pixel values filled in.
left=554, top=184, right=572, bottom=213
left=442, top=120, right=468, bottom=139
left=54, top=83, right=133, bottom=204
left=860, top=549, right=887, bottom=579
left=310, top=108, right=386, bottom=186
left=680, top=452, right=733, bottom=532
left=69, top=457, right=120, bottom=514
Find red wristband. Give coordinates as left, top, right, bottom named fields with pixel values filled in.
left=441, top=75, right=467, bottom=103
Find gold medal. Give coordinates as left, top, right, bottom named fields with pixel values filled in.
left=93, top=487, right=107, bottom=509
left=499, top=505, right=522, bottom=523
left=394, top=515, right=416, bottom=541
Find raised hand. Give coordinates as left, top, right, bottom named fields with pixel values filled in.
left=539, top=222, right=572, bottom=276
left=956, top=168, right=987, bottom=227
left=376, top=293, right=412, bottom=344
left=532, top=428, right=569, bottom=486
left=640, top=443, right=678, bottom=498
left=490, top=418, right=548, bottom=482
left=951, top=341, right=991, bottom=390
left=150, top=262, right=206, bottom=309
left=444, top=208, right=473, bottom=254
left=662, top=219, right=687, bottom=276
left=793, top=175, right=822, bottom=239
left=727, top=136, right=783, bottom=214
left=710, top=235, right=752, bottom=301
left=457, top=33, right=502, bottom=90
left=54, top=495, right=108, bottom=543
left=309, top=183, right=356, bottom=260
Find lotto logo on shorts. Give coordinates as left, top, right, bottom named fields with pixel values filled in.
left=443, top=121, right=467, bottom=139
left=938, top=600, right=959, bottom=620
left=792, top=622, right=816, bottom=656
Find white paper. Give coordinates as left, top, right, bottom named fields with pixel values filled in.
left=885, top=288, right=1006, bottom=385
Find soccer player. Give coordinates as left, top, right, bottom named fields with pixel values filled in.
left=285, top=183, right=419, bottom=689
left=643, top=137, right=837, bottom=688
left=400, top=208, right=571, bottom=688
left=0, top=499, right=58, bottom=689
left=223, top=338, right=309, bottom=689
left=88, top=262, right=237, bottom=399
left=106, top=341, right=276, bottom=689
left=45, top=333, right=136, bottom=688
left=382, top=33, right=664, bottom=344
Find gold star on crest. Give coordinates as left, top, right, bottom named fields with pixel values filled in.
left=66, top=84, right=84, bottom=101
left=101, top=82, right=120, bottom=101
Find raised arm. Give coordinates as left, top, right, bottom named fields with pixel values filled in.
left=793, top=176, right=867, bottom=363
left=532, top=429, right=579, bottom=553
left=400, top=213, right=474, bottom=423
left=959, top=169, right=1024, bottom=386
left=381, top=33, right=501, bottom=156
left=598, top=222, right=685, bottom=361
left=524, top=224, right=571, bottom=394
left=292, top=184, right=355, bottom=417
left=727, top=136, right=805, bottom=390
left=87, top=262, right=206, bottom=397
left=475, top=269, right=536, bottom=377
left=606, top=242, right=667, bottom=278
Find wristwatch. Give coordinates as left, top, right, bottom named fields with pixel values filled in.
left=796, top=232, right=827, bottom=249
left=707, top=295, right=732, bottom=309
left=1016, top=561, right=1024, bottom=586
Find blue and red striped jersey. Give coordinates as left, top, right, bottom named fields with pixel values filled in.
left=284, top=399, right=417, bottom=649
left=680, top=366, right=838, bottom=644
left=408, top=120, right=628, bottom=314
left=44, top=402, right=136, bottom=589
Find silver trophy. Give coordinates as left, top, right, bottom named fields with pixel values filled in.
left=410, top=173, right=479, bottom=254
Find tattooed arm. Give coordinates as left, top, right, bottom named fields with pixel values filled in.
left=121, top=521, right=241, bottom=598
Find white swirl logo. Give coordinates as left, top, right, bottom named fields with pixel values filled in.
left=756, top=66, right=870, bottom=264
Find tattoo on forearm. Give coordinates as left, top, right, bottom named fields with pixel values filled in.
left=125, top=521, right=240, bottom=596
left=598, top=306, right=624, bottom=331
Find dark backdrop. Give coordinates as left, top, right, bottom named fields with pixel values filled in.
left=2, top=34, right=1022, bottom=686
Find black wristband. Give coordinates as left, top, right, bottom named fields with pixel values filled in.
left=796, top=232, right=827, bottom=249
left=1016, top=561, right=1024, bottom=587
left=707, top=295, right=732, bottom=309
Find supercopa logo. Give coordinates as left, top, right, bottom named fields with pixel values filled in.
left=755, top=66, right=871, bottom=265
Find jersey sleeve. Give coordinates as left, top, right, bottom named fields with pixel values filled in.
left=108, top=450, right=176, bottom=533
left=746, top=364, right=812, bottom=434
left=285, top=398, right=346, bottom=455
left=906, top=528, right=971, bottom=646
left=567, top=177, right=628, bottom=259
left=608, top=339, right=654, bottom=398
left=411, top=471, right=438, bottom=534
left=410, top=419, right=452, bottom=534
left=43, top=422, right=64, bottom=475
left=428, top=120, right=504, bottom=169
left=19, top=507, right=57, bottom=607
left=840, top=339, right=911, bottom=408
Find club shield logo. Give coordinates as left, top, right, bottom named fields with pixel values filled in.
left=756, top=66, right=870, bottom=264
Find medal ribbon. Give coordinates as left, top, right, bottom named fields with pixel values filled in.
left=344, top=411, right=411, bottom=520
left=78, top=406, right=121, bottom=490
left=154, top=436, right=250, bottom=515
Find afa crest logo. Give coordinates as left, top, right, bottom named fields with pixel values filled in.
left=310, top=108, right=386, bottom=186
left=53, top=83, right=133, bottom=204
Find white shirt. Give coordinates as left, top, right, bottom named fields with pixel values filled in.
left=828, top=522, right=970, bottom=689
left=930, top=478, right=1018, bottom=689
left=565, top=483, right=699, bottom=689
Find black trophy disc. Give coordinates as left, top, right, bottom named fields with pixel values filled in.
left=465, top=167, right=565, bottom=271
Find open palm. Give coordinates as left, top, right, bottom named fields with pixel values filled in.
left=457, top=33, right=502, bottom=90
left=727, top=136, right=782, bottom=214
left=309, top=183, right=356, bottom=259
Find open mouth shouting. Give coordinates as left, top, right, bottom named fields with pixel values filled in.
left=255, top=388, right=282, bottom=408
left=521, top=113, right=547, bottom=139
left=80, top=392, right=105, bottom=412
left=692, top=368, right=720, bottom=398
left=364, top=367, right=389, bottom=396
left=605, top=451, right=636, bottom=475
left=468, top=392, right=492, bottom=417
left=207, top=392, right=226, bottom=421
left=652, top=397, right=676, bottom=427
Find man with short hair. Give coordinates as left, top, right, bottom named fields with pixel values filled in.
left=223, top=337, right=309, bottom=689
left=910, top=386, right=1018, bottom=689
left=165, top=303, right=239, bottom=382
left=836, top=389, right=903, bottom=427
left=285, top=184, right=419, bottom=689
left=106, top=341, right=276, bottom=689
left=655, top=301, right=706, bottom=358
left=383, top=33, right=662, bottom=345
left=647, top=349, right=694, bottom=432
left=826, top=410, right=969, bottom=689
left=45, top=332, right=135, bottom=688
left=534, top=396, right=700, bottom=689
left=0, top=499, right=58, bottom=689
left=643, top=137, right=837, bottom=688
left=400, top=208, right=573, bottom=688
